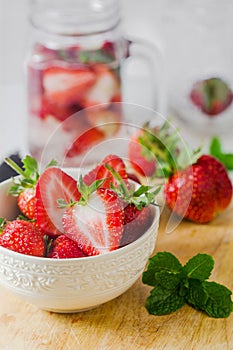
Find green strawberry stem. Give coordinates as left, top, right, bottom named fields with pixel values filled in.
left=57, top=176, right=105, bottom=209
left=5, top=157, right=27, bottom=178
left=105, top=164, right=161, bottom=209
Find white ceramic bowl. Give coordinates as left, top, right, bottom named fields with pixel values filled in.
left=0, top=174, right=160, bottom=313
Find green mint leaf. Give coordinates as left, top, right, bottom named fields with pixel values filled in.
left=185, top=278, right=208, bottom=310
left=146, top=285, right=185, bottom=315
left=182, top=253, right=214, bottom=281
left=210, top=136, right=233, bottom=170
left=142, top=252, right=183, bottom=286
left=202, top=281, right=233, bottom=318
left=154, top=270, right=183, bottom=290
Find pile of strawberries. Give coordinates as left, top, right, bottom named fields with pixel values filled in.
left=1, top=120, right=232, bottom=259
left=0, top=155, right=156, bottom=258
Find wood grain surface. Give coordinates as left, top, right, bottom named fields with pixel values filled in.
left=0, top=201, right=232, bottom=350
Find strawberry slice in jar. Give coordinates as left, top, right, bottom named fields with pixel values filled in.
left=42, top=65, right=96, bottom=121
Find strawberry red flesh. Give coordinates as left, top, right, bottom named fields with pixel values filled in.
left=66, top=126, right=105, bottom=158
left=62, top=188, right=124, bottom=256
left=42, top=66, right=96, bottom=121
left=83, top=154, right=128, bottom=188
left=35, top=167, right=81, bottom=237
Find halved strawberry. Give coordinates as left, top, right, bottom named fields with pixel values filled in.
left=65, top=126, right=105, bottom=158
left=102, top=164, right=159, bottom=246
left=0, top=219, right=45, bottom=257
left=83, top=154, right=128, bottom=188
left=47, top=234, right=86, bottom=259
left=62, top=186, right=124, bottom=256
left=42, top=66, right=96, bottom=120
left=35, top=167, right=81, bottom=236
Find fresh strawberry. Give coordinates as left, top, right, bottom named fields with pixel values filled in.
left=129, top=130, right=157, bottom=177
left=190, top=77, right=233, bottom=116
left=47, top=235, right=86, bottom=259
left=81, top=64, right=120, bottom=107
left=42, top=66, right=96, bottom=121
left=164, top=155, right=233, bottom=223
left=18, top=189, right=37, bottom=220
left=128, top=121, right=181, bottom=177
left=62, top=178, right=124, bottom=255
left=120, top=205, right=153, bottom=246
left=42, top=96, right=83, bottom=121
left=0, top=219, right=45, bottom=257
left=35, top=167, right=81, bottom=237
left=65, top=126, right=105, bottom=158
left=103, top=164, right=159, bottom=246
left=83, top=154, right=128, bottom=188
left=5, top=155, right=44, bottom=220
left=197, top=155, right=233, bottom=211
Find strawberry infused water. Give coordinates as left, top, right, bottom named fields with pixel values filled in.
left=26, top=1, right=162, bottom=167
left=25, top=0, right=132, bottom=167
left=27, top=39, right=124, bottom=166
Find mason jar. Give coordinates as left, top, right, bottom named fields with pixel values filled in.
left=25, top=0, right=163, bottom=167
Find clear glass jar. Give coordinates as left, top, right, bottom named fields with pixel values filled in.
left=25, top=0, right=162, bottom=167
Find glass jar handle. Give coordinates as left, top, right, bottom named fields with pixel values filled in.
left=123, top=35, right=166, bottom=114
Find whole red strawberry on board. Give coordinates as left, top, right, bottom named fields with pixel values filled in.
left=128, top=121, right=232, bottom=224
left=164, top=155, right=232, bottom=223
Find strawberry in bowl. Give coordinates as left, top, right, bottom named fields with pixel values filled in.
left=0, top=154, right=160, bottom=312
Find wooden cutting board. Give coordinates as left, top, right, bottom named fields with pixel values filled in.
left=0, top=202, right=232, bottom=350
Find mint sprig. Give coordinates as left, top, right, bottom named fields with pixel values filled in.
left=142, top=252, right=233, bottom=318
